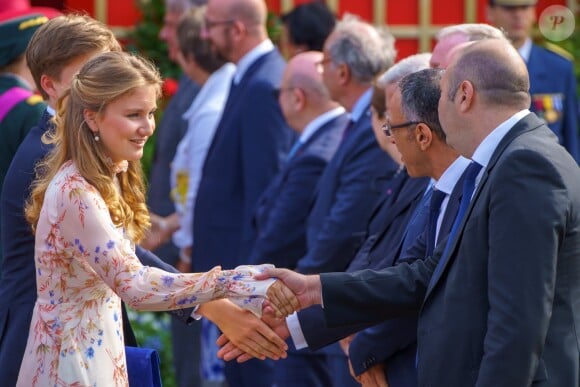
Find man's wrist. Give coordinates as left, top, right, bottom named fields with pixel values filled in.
left=306, top=274, right=323, bottom=307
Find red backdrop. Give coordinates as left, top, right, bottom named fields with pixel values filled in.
left=32, top=0, right=571, bottom=59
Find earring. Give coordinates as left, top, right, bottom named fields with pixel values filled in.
left=94, top=133, right=100, bottom=142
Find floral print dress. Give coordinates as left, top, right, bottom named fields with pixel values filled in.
left=17, top=161, right=274, bottom=386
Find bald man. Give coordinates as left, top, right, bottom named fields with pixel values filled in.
left=430, top=23, right=505, bottom=69
left=247, top=52, right=348, bottom=386
left=194, top=0, right=293, bottom=385
left=260, top=38, right=580, bottom=387
left=248, top=51, right=347, bottom=270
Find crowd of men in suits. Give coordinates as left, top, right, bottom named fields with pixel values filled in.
left=0, top=0, right=578, bottom=386
left=137, top=0, right=579, bottom=386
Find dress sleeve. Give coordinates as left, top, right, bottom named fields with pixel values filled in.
left=55, top=178, right=274, bottom=316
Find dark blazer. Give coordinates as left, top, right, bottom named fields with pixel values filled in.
left=193, top=49, right=294, bottom=272
left=296, top=106, right=398, bottom=274
left=0, top=112, right=190, bottom=386
left=348, top=172, right=465, bottom=387
left=320, top=113, right=580, bottom=387
left=527, top=44, right=579, bottom=162
left=248, top=112, right=348, bottom=267
left=148, top=76, right=200, bottom=266
left=298, top=172, right=428, bottom=347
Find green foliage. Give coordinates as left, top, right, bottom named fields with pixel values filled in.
left=127, top=0, right=180, bottom=79
left=127, top=309, right=177, bottom=387
left=126, top=0, right=179, bottom=179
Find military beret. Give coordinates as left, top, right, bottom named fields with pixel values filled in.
left=490, top=0, right=537, bottom=7
left=0, top=13, right=47, bottom=68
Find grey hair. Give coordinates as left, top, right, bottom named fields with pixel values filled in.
left=164, top=0, right=206, bottom=13
left=328, top=14, right=396, bottom=84
left=399, top=68, right=446, bottom=141
left=377, top=53, right=432, bottom=89
left=436, top=23, right=506, bottom=42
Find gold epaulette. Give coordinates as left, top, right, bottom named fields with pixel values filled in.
left=26, top=94, right=44, bottom=106
left=543, top=42, right=574, bottom=62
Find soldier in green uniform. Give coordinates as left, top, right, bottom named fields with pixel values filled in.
left=0, top=13, right=47, bottom=190
left=0, top=12, right=48, bottom=267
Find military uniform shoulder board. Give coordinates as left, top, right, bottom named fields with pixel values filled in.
left=542, top=42, right=574, bottom=62
left=25, top=94, right=44, bottom=106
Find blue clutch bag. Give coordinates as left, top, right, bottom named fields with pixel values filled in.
left=126, top=346, right=162, bottom=387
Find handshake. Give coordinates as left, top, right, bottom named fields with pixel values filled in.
left=210, top=266, right=323, bottom=363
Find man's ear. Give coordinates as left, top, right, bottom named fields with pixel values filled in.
left=415, top=123, right=433, bottom=151
left=83, top=109, right=99, bottom=133
left=337, top=63, right=350, bottom=85
left=40, top=74, right=57, bottom=102
left=458, top=80, right=475, bottom=112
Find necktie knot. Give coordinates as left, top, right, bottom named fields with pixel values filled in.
left=429, top=189, right=447, bottom=214
left=287, top=139, right=304, bottom=160
left=464, top=161, right=483, bottom=187
left=426, top=189, right=447, bottom=257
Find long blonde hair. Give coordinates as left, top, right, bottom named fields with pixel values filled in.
left=25, top=51, right=162, bottom=242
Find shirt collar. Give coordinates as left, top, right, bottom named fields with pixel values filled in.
left=517, top=38, right=533, bottom=63
left=350, top=88, right=372, bottom=122
left=471, top=109, right=530, bottom=169
left=299, top=107, right=346, bottom=143
left=434, top=156, right=471, bottom=195
left=233, top=39, right=274, bottom=84
left=46, top=105, right=56, bottom=116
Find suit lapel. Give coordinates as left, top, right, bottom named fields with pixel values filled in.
left=425, top=113, right=544, bottom=298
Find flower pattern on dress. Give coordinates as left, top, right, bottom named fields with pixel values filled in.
left=17, top=161, right=275, bottom=386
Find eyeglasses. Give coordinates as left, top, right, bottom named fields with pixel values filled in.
left=382, top=121, right=422, bottom=137
left=315, top=57, right=333, bottom=73
left=203, top=17, right=235, bottom=30
left=272, top=87, right=298, bottom=99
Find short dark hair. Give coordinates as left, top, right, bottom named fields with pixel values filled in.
left=281, top=2, right=336, bottom=51
left=177, top=6, right=225, bottom=73
left=399, top=68, right=446, bottom=141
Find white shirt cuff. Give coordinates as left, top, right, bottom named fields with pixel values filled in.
left=287, top=312, right=308, bottom=350
left=190, top=305, right=202, bottom=320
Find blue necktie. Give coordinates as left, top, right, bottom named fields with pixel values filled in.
left=340, top=119, right=355, bottom=142
left=400, top=186, right=433, bottom=254
left=425, top=189, right=447, bottom=257
left=429, top=161, right=483, bottom=287
left=287, top=139, right=303, bottom=160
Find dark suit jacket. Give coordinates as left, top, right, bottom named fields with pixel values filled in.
left=296, top=106, right=398, bottom=274
left=527, top=44, right=579, bottom=162
left=148, top=76, right=200, bottom=266
left=320, top=113, right=580, bottom=387
left=348, top=172, right=465, bottom=387
left=0, top=111, right=191, bottom=386
left=297, top=173, right=428, bottom=353
left=248, top=112, right=348, bottom=267
left=193, top=49, right=294, bottom=272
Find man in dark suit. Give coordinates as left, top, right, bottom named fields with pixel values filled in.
left=194, top=0, right=294, bottom=385
left=291, top=15, right=398, bottom=387
left=487, top=0, right=579, bottom=162
left=289, top=65, right=470, bottom=387
left=0, top=15, right=194, bottom=387
left=248, top=51, right=347, bottom=268
left=263, top=38, right=580, bottom=387
left=246, top=50, right=347, bottom=387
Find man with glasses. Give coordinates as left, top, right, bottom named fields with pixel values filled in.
left=193, top=0, right=294, bottom=385
left=272, top=14, right=397, bottom=387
